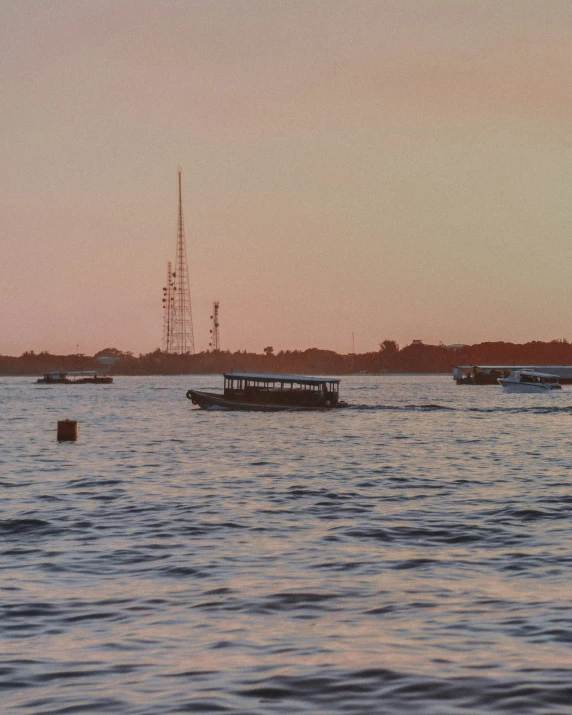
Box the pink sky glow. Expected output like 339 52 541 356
2 0 572 356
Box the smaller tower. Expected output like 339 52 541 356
162 261 176 352
209 301 220 352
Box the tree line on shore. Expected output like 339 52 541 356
2 339 572 376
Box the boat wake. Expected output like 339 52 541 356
350 404 572 414
350 404 457 412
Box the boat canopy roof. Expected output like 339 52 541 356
456 364 569 370
513 370 560 378
455 365 537 370
224 372 340 385
43 370 99 377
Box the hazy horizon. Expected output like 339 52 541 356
7 335 572 360
2 1 571 356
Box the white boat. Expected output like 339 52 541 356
498 370 562 393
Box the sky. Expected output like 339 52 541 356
2 0 572 356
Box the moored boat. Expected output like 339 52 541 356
498 370 561 393
37 371 113 384
186 372 345 411
454 364 572 385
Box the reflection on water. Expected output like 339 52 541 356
1 375 572 713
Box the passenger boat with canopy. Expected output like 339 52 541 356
186 372 345 411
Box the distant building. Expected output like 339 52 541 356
96 356 120 366
445 344 465 350
411 340 423 346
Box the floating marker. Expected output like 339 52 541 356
57 420 78 442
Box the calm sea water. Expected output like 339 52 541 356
2 374 572 714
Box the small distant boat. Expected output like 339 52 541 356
37 371 113 385
498 370 561 393
186 372 346 411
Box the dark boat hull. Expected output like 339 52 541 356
186 389 340 411
37 377 113 384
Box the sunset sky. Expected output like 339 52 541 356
2 0 571 356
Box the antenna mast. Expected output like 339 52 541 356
162 261 175 352
209 301 220 352
170 168 195 354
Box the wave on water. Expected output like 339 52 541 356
0 518 60 537
231 668 572 715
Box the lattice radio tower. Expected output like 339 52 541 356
209 301 220 352
165 168 195 354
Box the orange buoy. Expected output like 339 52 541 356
57 420 78 442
